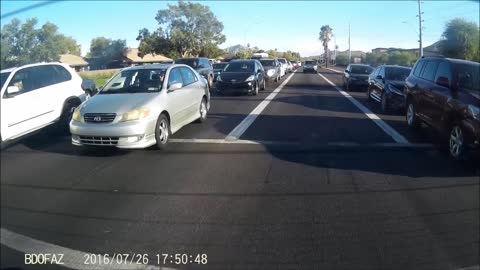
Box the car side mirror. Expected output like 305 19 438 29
6 86 20 96
345 70 349 73
197 65 205 69
436 76 450 88
257 69 262 74
167 82 183 92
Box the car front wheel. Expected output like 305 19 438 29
197 98 208 123
155 114 170 150
449 125 466 160
381 92 389 112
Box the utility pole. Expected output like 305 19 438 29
348 23 351 64
417 0 424 57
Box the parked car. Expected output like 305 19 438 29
259 58 281 82
81 79 97 98
216 59 266 96
404 56 480 160
297 61 302 67
290 61 297 70
1 62 87 145
212 62 228 82
343 64 374 91
276 58 288 77
367 65 411 112
70 64 210 150
303 60 318 73
175 57 214 89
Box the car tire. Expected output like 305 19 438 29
196 98 208 123
381 92 389 112
208 75 213 89
367 87 373 101
252 82 259 96
154 114 170 150
56 102 78 135
449 125 467 161
261 79 266 90
406 100 420 130
345 81 350 91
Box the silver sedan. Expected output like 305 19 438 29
70 64 210 149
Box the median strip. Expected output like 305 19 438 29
317 72 409 144
225 71 297 141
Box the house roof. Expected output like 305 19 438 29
59 54 88 67
123 48 172 63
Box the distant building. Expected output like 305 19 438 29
122 48 173 67
59 54 88 72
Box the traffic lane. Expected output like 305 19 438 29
173 77 286 140
1 142 479 269
318 68 435 144
240 70 396 144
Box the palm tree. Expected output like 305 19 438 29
319 25 333 67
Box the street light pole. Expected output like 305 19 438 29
417 0 424 57
348 23 351 64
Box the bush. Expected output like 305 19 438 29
78 69 119 86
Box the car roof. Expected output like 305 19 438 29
350 64 371 67
122 63 183 71
259 58 275 60
176 57 207 60
231 59 257 63
1 62 67 73
382 65 411 69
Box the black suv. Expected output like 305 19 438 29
174 57 214 88
404 56 480 160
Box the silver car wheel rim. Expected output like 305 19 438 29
407 104 414 125
449 126 463 158
200 100 207 119
158 120 169 143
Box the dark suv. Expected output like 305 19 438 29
404 56 480 160
174 57 214 88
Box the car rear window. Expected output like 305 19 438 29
175 59 198 68
305 61 316 65
260 60 275 66
413 60 426 77
213 63 227 69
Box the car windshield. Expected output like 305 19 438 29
175 59 198 68
99 69 166 94
455 63 480 92
224 62 254 72
278 59 287 64
1 72 11 89
305 61 316 65
213 63 227 69
385 67 411 81
351 65 374 74
260 60 275 66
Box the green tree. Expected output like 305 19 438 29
439 18 479 61
1 18 80 68
335 54 349 66
387 51 417 66
137 1 226 59
319 25 333 67
87 37 127 68
267 49 278 58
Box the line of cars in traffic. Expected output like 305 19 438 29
340 57 479 161
0 55 300 151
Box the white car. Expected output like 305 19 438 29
276 58 288 77
1 62 87 144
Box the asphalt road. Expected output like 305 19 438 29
1 67 479 270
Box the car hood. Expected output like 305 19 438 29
220 72 254 82
350 74 370 79
79 93 158 114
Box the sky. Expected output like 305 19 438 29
1 0 479 57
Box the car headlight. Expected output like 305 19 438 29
245 75 255 82
119 108 150 122
267 69 275 76
467 105 480 120
72 107 81 122
388 84 403 95
217 75 222 82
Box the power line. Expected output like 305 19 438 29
1 1 64 20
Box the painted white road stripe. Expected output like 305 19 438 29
317 73 409 144
225 71 297 141
1 228 176 270
170 138 432 148
455 266 480 270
